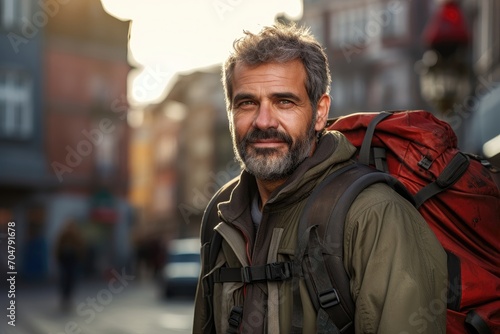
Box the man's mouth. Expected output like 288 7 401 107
250 138 287 149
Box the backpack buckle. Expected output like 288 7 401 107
266 262 292 281
227 306 243 329
318 288 340 308
241 266 252 283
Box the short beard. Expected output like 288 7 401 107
232 120 317 181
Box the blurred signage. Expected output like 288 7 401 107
423 1 469 51
90 189 117 224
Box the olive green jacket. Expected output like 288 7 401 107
193 131 447 334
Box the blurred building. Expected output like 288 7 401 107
301 0 431 117
43 0 134 279
301 0 500 153
0 0 133 281
459 0 500 162
129 67 236 249
463 0 499 83
0 0 47 280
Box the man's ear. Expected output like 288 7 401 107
314 94 330 132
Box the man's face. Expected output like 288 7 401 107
229 59 327 181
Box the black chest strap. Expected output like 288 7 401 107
213 261 293 283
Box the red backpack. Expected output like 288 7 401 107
326 110 500 333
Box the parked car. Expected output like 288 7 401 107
161 238 201 298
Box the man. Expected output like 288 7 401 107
193 23 447 333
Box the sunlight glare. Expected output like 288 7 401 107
100 0 303 105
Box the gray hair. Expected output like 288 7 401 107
222 23 331 113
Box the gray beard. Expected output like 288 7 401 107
232 121 317 181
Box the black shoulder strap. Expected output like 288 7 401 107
292 162 413 333
413 152 470 208
358 111 392 165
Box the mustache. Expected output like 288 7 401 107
244 128 293 145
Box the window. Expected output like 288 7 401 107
330 7 372 49
96 133 117 177
474 0 500 76
329 1 409 50
0 69 33 139
368 61 410 110
0 0 31 31
381 0 409 39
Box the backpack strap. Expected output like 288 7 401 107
292 162 413 333
290 163 359 333
446 250 461 311
358 111 392 166
213 261 293 283
413 152 470 208
465 310 493 334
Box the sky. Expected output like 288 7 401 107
100 0 303 107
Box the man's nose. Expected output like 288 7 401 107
253 102 278 130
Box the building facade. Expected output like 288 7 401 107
301 0 500 152
129 67 236 249
0 0 133 281
459 0 500 160
301 0 431 118
43 0 133 279
0 0 48 280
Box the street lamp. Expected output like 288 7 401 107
416 0 471 115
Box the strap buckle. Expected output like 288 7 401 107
228 306 243 328
266 262 292 281
318 288 340 308
241 266 252 283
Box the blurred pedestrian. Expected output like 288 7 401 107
55 219 86 311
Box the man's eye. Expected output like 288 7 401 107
278 100 294 107
237 101 256 108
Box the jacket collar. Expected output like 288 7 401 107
218 131 356 223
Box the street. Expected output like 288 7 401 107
1 275 195 334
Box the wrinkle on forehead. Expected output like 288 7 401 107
232 60 307 96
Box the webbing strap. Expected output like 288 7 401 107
317 308 341 334
446 250 461 311
267 228 284 334
465 310 493 334
373 147 388 172
358 111 392 165
291 225 317 333
290 164 360 333
413 152 470 208
306 227 348 332
295 163 413 334
213 262 293 283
